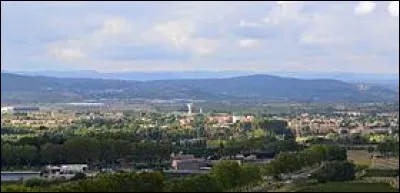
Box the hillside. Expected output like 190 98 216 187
1 73 398 104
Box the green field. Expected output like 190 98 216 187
347 150 399 170
347 150 373 167
295 182 397 192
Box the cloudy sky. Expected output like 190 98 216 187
1 1 399 73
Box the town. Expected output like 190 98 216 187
1 102 399 191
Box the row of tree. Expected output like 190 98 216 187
1 118 298 169
2 161 262 192
1 136 173 168
377 139 399 156
263 144 347 178
310 161 356 182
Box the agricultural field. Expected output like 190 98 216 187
371 157 399 170
347 150 399 170
347 150 373 167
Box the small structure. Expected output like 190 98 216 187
1 106 40 115
60 164 88 174
1 171 41 182
44 164 88 175
171 153 205 170
187 103 193 115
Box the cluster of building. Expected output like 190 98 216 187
178 114 254 127
287 111 399 137
1 106 77 128
1 106 40 115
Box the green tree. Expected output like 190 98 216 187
165 174 221 192
238 164 262 186
210 160 241 190
310 161 355 183
325 145 347 161
65 137 100 164
40 143 65 164
137 172 164 192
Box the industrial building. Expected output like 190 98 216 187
170 153 205 170
1 106 40 115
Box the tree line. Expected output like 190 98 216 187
2 161 262 192
1 119 298 169
263 144 348 178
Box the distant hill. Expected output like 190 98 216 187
1 73 398 104
4 70 398 86
3 70 255 81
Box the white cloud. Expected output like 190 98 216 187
2 2 399 73
49 46 85 61
263 1 307 25
189 38 218 56
89 17 134 48
151 19 195 47
95 17 130 37
354 1 376 15
299 35 334 45
388 1 399 17
276 1 303 5
239 20 263 28
238 39 260 48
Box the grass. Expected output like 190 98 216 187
372 157 399 170
363 169 399 177
347 150 373 167
206 139 227 148
295 182 398 192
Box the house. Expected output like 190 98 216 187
171 153 205 170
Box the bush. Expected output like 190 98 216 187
210 161 241 190
310 161 356 183
355 164 369 172
164 174 221 192
24 178 50 187
70 172 86 181
364 169 399 177
238 164 262 186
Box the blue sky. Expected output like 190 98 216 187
1 1 399 73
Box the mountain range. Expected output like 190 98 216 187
1 72 398 104
4 70 399 84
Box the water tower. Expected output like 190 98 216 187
187 103 193 115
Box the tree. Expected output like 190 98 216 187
325 145 347 161
276 140 301 152
137 172 164 192
70 172 86 181
40 143 65 164
263 160 280 179
210 160 241 190
65 137 100 164
258 119 288 135
165 174 221 192
305 145 328 164
238 164 262 186
273 152 299 173
1 143 13 166
14 145 37 166
377 140 399 156
310 161 355 183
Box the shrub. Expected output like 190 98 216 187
70 172 86 181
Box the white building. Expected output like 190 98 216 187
58 164 88 174
1 106 40 114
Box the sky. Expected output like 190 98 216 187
1 1 399 73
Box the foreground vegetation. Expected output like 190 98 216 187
1 161 263 192
295 182 397 192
